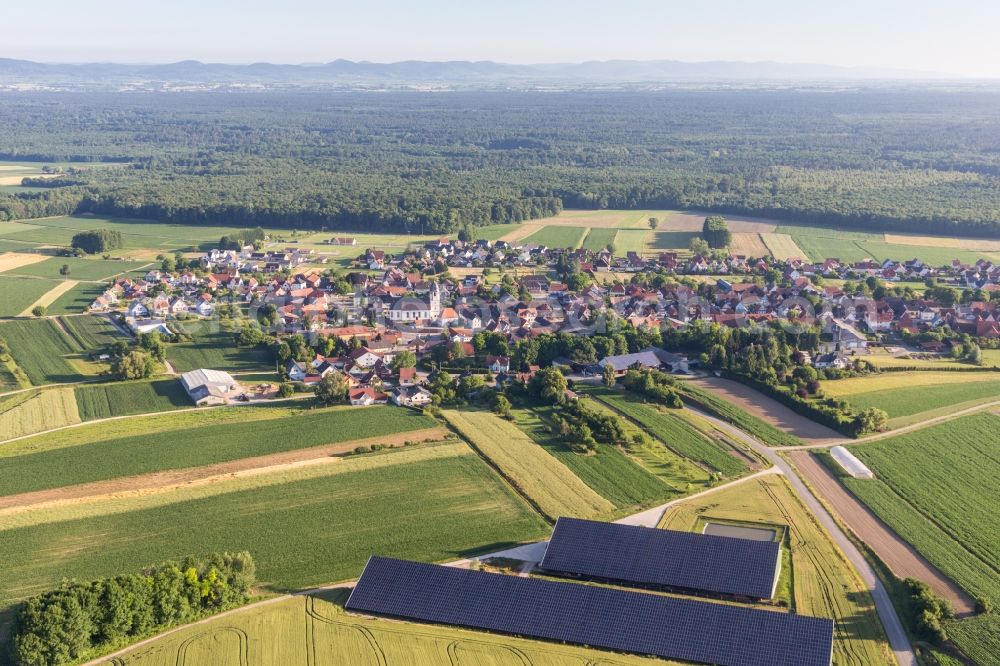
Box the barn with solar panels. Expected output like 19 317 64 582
346 556 834 666
539 517 782 601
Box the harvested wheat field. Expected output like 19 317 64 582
729 232 770 257
883 233 1000 252
664 210 778 233
0 252 49 273
761 233 807 260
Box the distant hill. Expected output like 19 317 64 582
0 57 946 91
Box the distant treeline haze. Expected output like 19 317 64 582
1 90 999 236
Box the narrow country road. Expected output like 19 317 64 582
688 407 916 666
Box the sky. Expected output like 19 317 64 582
5 0 1000 77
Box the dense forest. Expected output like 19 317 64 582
0 89 998 235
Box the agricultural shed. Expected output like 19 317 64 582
830 446 874 479
180 368 240 406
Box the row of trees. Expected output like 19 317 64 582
13 552 256 666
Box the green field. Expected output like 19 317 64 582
96 589 671 666
0 275 61 317
775 225 993 266
580 227 617 251
167 329 274 374
0 318 87 385
648 230 698 250
58 313 123 349
45 282 107 314
523 226 588 249
512 406 674 511
6 256 149 281
843 379 1000 425
441 409 614 520
612 229 651 254
0 443 549 612
74 379 191 420
473 223 522 241
834 413 1000 664
0 405 437 496
585 387 747 476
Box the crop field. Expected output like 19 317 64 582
58 313 124 349
822 371 1000 425
834 413 1000 664
646 230 698 251
580 227 617 251
74 379 191 421
774 225 994 265
43 282 110 314
586 388 747 475
0 387 81 442
660 474 891 666
6 255 149 281
97 590 672 666
512 406 674 511
760 232 807 260
676 381 805 447
609 229 648 255
0 275 62 317
441 410 614 520
167 329 274 374
0 251 49 272
0 442 549 613
522 225 588 249
859 349 974 370
0 318 87 385
0 404 438 496
728 232 770 258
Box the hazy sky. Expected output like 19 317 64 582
5 0 999 77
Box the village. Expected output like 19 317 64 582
81 235 1000 410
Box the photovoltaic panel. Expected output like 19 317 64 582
346 556 834 666
540 517 781 599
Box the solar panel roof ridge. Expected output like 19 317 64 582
552 516 780 551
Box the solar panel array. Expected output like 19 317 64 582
346 556 834 666
540 517 781 599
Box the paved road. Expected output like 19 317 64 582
689 407 917 666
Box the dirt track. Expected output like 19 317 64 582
689 376 844 445
0 427 448 514
789 450 975 615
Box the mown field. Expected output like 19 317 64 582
512 406 674 512
441 409 614 520
74 379 191 420
97 589 673 666
58 313 123 349
0 405 437 496
0 318 88 385
585 387 748 476
0 443 549 613
612 229 650 254
660 474 891 666
168 330 274 374
822 371 1000 426
836 413 1000 664
580 227 617 251
43 282 107 314
0 276 61 317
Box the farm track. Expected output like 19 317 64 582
0 427 448 514
788 451 976 616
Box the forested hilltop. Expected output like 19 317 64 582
1 89 999 235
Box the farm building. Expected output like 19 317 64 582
598 347 690 375
830 446 874 479
180 368 241 406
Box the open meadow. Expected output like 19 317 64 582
0 276 62 317
0 318 90 385
0 442 549 615
5 255 149 281
167 329 274 374
95 589 674 666
660 474 892 666
441 409 614 520
832 412 1000 664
